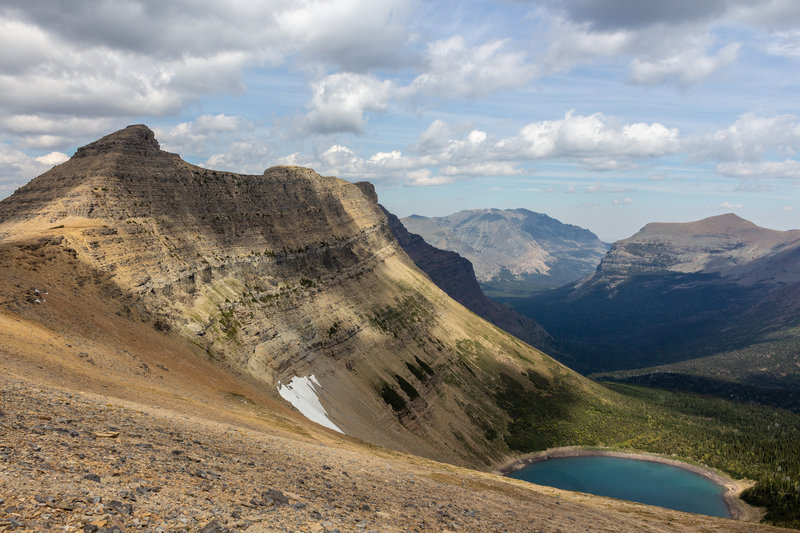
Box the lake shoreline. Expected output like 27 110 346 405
494 446 764 522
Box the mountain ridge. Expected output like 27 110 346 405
402 208 608 297
0 124 599 468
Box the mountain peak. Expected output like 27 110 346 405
692 213 756 231
73 124 161 159
640 213 761 238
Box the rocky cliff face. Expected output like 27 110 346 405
0 125 601 467
402 209 608 297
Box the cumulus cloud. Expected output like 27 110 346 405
534 2 755 87
278 112 681 186
403 36 537 100
202 139 272 175
0 144 68 195
629 42 739 86
690 113 800 162
276 0 414 71
405 169 454 187
0 0 413 128
718 201 744 209
538 17 633 75
682 113 800 180
295 35 539 135
154 114 254 155
500 111 679 165
782 206 795 212
612 197 634 205
297 73 393 135
715 159 800 179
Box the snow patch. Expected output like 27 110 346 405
277 375 343 433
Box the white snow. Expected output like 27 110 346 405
277 375 344 433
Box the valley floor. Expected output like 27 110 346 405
0 373 793 533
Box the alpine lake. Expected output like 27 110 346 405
508 455 730 518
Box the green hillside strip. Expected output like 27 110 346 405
497 380 800 528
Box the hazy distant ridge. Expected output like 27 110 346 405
402 208 608 297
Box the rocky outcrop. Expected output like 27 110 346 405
385 208 551 348
402 209 607 297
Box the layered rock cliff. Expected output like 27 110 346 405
0 125 600 467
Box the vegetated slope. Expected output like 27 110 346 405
402 208 608 298
514 214 800 409
384 208 553 350
0 124 606 469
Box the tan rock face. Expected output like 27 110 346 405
0 125 597 468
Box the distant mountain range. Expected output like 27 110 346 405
511 213 800 410
402 209 608 298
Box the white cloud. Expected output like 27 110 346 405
405 169 454 187
155 114 254 155
718 201 744 209
629 42 739 86
783 206 795 212
690 113 800 162
276 0 414 71
501 111 680 165
612 197 634 205
35 152 69 166
298 73 393 134
202 139 272 175
439 162 521 177
277 112 682 187
715 159 800 179
0 1 410 127
0 144 68 196
295 34 539 135
404 35 537 100
538 17 633 75
762 30 800 57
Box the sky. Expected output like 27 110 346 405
1 0 799 241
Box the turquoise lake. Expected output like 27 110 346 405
508 455 731 518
